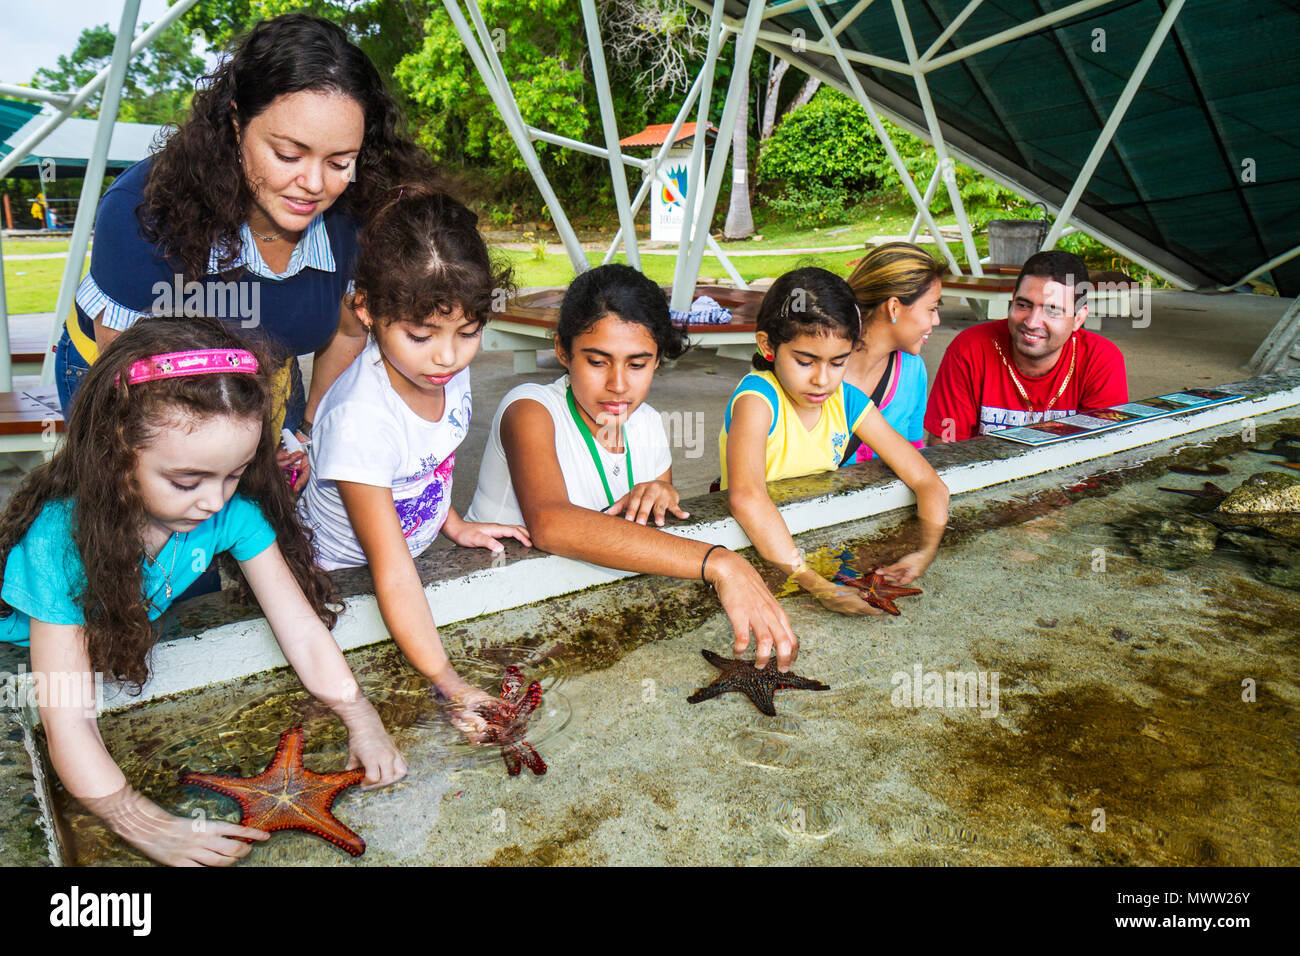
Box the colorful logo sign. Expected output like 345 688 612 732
662 164 688 207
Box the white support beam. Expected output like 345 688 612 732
678 1 768 308
1042 0 1186 249
754 27 913 75
603 70 705 263
892 0 982 276
40 0 142 387
673 0 729 309
763 0 812 19
921 0 985 62
443 0 588 273
0 233 9 390
832 0 880 38
0 0 201 181
1248 297 1300 373
580 0 640 270
1220 241 1300 292
526 127 649 169
923 0 1122 72
654 169 747 289
0 83 72 105
907 164 943 242
805 0 960 273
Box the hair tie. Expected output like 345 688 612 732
116 349 259 386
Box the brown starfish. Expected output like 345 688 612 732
832 568 923 615
686 649 830 717
480 666 546 776
180 725 367 857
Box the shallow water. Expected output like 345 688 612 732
43 420 1300 865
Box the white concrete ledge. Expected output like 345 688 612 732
95 373 1300 710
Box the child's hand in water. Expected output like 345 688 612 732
442 513 531 553
435 675 500 743
874 550 933 586
800 572 883 617
332 698 407 789
608 481 690 526
82 784 269 867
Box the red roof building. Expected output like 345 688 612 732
618 122 718 149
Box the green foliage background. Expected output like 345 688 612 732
8 1 1070 245
757 88 1033 230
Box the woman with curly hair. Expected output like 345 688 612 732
56 12 442 492
1 315 405 866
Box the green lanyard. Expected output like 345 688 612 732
566 384 633 508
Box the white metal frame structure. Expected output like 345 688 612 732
0 0 204 402
449 0 1278 321
441 0 756 309
10 0 1296 388
681 0 1210 287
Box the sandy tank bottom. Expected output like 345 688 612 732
29 432 1300 866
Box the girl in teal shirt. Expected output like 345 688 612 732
0 315 404 866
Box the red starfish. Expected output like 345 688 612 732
180 725 367 857
832 568 923 615
480 666 547 776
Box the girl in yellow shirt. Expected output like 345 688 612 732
721 267 949 615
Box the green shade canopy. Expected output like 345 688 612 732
1 109 162 181
741 0 1300 294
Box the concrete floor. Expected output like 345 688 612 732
0 288 1293 513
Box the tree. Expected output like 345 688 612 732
760 56 789 143
723 59 753 238
30 21 206 126
601 0 707 98
180 0 426 89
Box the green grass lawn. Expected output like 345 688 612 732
500 247 869 290
2 238 82 255
0 196 984 313
711 195 956 250
2 242 942 314
3 257 88 313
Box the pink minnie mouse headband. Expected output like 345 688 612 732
116 349 259 386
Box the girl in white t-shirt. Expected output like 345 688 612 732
468 264 799 671
300 186 529 736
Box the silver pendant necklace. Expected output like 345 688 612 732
248 221 283 243
146 533 184 600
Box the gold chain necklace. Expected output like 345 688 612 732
992 333 1077 415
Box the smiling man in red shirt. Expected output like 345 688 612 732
924 250 1128 443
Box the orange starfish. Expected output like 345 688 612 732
180 725 367 857
832 568 923 615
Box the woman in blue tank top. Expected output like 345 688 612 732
841 242 944 465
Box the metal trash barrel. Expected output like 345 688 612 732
987 219 1048 266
